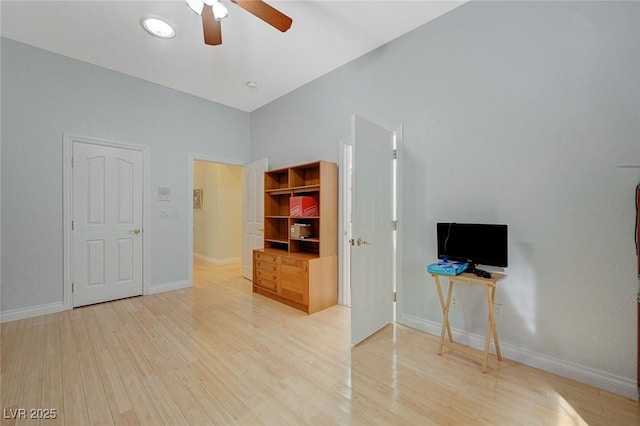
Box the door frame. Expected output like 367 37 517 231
187 153 246 287
338 137 352 307
338 123 404 318
391 124 404 323
63 134 150 310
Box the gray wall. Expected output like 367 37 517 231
251 2 640 380
1 38 250 312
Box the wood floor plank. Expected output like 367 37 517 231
187 383 238 425
118 371 164 425
111 409 141 426
0 320 28 411
117 324 161 380
2 257 639 425
61 383 89 426
77 351 112 424
188 359 251 419
156 368 210 426
41 318 64 426
57 312 89 424
141 375 189 426
95 350 133 416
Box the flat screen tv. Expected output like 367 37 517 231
437 223 508 271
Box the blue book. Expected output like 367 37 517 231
427 261 468 276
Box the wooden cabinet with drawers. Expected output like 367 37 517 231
252 160 337 314
279 256 308 305
254 251 278 292
252 250 337 314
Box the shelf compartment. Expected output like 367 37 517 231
264 241 289 251
265 217 289 242
289 218 319 240
290 164 320 188
265 169 289 190
265 193 291 217
290 239 319 256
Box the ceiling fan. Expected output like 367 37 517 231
186 0 293 46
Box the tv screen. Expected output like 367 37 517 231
437 223 508 268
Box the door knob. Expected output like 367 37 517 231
357 238 370 246
130 228 141 234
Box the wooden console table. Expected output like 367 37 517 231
429 271 506 373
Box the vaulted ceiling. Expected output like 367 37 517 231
1 1 465 111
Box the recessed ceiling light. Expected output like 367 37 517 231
246 81 257 89
141 17 176 39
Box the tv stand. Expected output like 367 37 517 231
429 271 506 373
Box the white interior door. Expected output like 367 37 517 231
242 158 268 278
351 115 394 346
73 142 143 307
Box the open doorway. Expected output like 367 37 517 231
190 158 244 285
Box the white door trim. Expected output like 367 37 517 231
63 134 150 310
390 124 404 324
338 137 352 307
187 153 247 287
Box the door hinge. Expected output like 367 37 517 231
72 283 74 293
71 157 74 167
393 291 397 302
392 220 399 231
393 149 398 160
72 221 74 230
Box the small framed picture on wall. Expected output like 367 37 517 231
193 189 203 209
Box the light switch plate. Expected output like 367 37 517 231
158 186 171 201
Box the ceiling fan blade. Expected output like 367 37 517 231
232 0 292 32
202 5 222 45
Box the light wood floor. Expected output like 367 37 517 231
2 258 639 425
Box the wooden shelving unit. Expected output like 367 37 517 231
253 160 338 314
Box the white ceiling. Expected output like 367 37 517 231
1 1 465 112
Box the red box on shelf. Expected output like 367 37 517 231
290 196 318 217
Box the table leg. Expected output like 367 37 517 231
434 276 453 355
483 285 494 373
444 281 454 343
491 286 502 361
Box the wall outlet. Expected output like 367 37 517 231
451 293 458 308
494 303 503 318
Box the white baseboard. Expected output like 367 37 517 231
193 253 241 265
398 313 638 401
145 280 191 295
0 301 65 323
1 281 192 322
